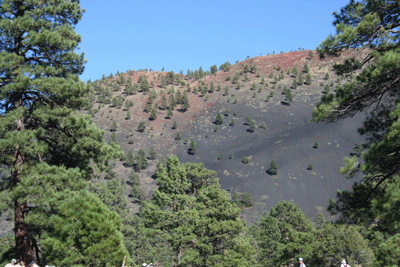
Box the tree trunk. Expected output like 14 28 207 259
15 201 33 264
13 115 33 263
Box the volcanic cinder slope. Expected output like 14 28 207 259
88 49 366 225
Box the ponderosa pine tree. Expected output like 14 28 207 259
215 112 223 125
0 0 123 263
189 140 197 155
140 156 254 266
313 0 400 263
149 146 157 160
41 191 130 266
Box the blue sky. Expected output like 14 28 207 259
76 0 350 83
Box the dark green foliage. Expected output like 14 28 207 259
135 149 148 171
298 72 304 85
126 149 135 167
138 120 146 132
325 72 330 80
230 118 236 125
292 67 298 77
242 157 250 164
41 191 130 266
234 98 238 104
169 93 177 109
110 132 118 144
140 156 254 266
285 89 293 104
149 146 156 160
308 50 314 60
125 99 134 109
105 163 117 180
128 170 143 199
256 201 314 266
215 112 223 125
125 110 131 120
244 64 249 73
175 132 181 141
139 74 149 92
307 164 313 170
303 63 309 73
324 84 331 93
307 224 374 267
217 154 224 160
173 120 178 129
110 120 117 131
149 107 157 120
229 153 234 159
167 107 173 118
209 82 215 93
246 116 252 124
161 94 168 109
270 91 275 97
306 73 312 85
252 82 256 90
189 140 197 154
111 95 124 108
268 160 278 175
248 120 256 132
210 64 218 74
144 102 152 112
261 76 265 84
313 5 400 260
225 75 231 81
225 107 230 116
231 191 254 208
313 142 319 149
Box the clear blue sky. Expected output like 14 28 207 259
76 0 350 83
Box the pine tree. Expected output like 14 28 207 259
261 76 265 84
41 191 130 266
209 82 215 93
189 140 197 155
292 79 297 89
269 160 278 175
149 146 157 160
175 90 182 104
150 107 157 120
138 120 146 132
0 1 123 262
167 107 173 118
292 67 298 77
303 63 309 73
135 149 148 171
173 120 178 129
249 120 257 132
325 72 330 80
215 112 223 125
181 91 190 111
285 89 293 105
230 118 236 125
298 72 304 85
308 50 314 60
140 156 254 266
175 132 181 141
225 107 230 116
126 149 135 167
125 110 131 120
306 73 312 85
161 94 168 109
110 120 118 131
169 94 177 109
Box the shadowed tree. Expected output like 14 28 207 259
0 0 122 263
313 1 400 264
